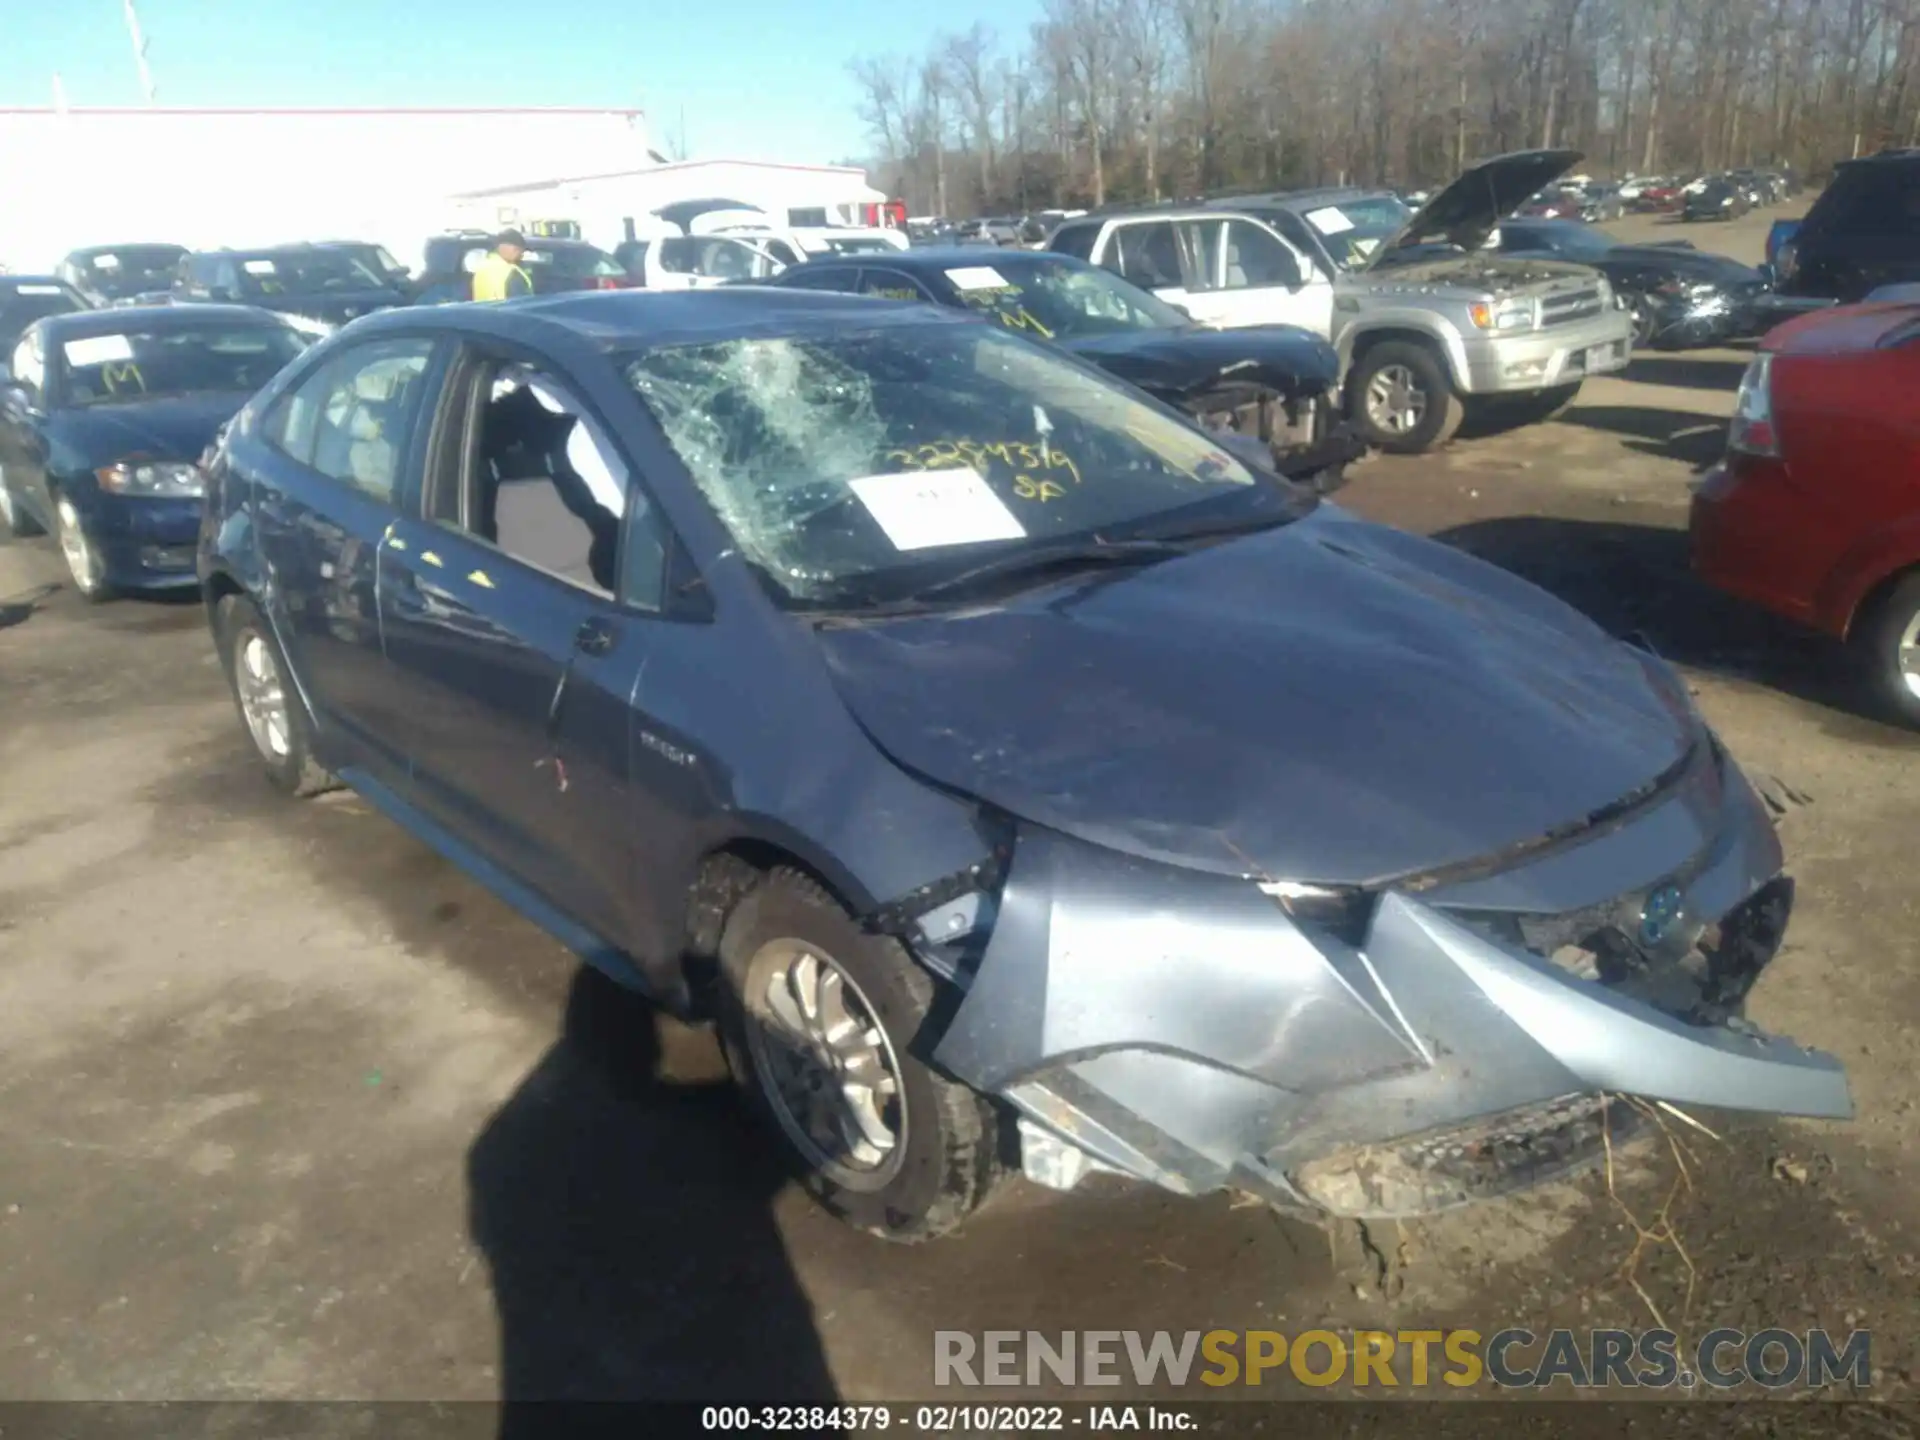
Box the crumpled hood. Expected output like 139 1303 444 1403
1061 324 1339 400
817 506 1695 885
1348 254 1597 297
47 391 250 468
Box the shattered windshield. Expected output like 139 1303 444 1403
938 258 1190 339
625 323 1278 609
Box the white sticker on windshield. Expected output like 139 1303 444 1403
243 259 278 275
17 284 64 295
1304 206 1356 236
93 254 121 269
63 334 136 367
1352 236 1382 256
946 266 1010 291
848 468 1027 551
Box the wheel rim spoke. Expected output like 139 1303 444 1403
743 938 909 1191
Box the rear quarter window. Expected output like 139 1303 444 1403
1048 223 1099 261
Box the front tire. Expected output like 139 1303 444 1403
716 869 1005 1241
1347 341 1464 454
215 593 337 796
1854 573 1920 729
55 498 115 602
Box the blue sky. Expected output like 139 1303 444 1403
0 0 1040 165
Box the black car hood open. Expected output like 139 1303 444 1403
1061 324 1339 400
47 391 250 467
817 505 1693 885
1370 149 1583 270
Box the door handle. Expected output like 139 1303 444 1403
574 616 617 657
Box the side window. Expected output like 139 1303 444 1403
266 337 436 502
1833 169 1920 238
856 269 931 301
454 365 667 607
188 256 221 291
1175 220 1226 291
8 332 45 398
778 267 861 292
1111 222 1183 290
216 261 241 295
1049 223 1098 261
1223 220 1303 289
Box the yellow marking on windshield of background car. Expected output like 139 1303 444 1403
386 535 408 551
468 570 495 589
995 308 1055 339
955 285 1057 339
420 550 443 568
884 438 1081 503
101 362 146 395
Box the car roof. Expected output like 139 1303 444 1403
34 303 293 340
353 287 965 351
64 243 185 258
1214 186 1394 210
791 246 1067 275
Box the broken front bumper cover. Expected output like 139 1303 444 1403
923 752 1851 1218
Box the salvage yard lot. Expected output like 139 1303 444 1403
3 203 1918 1406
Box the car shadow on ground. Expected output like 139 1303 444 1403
0 581 58 630
468 967 839 1428
1434 515 1871 719
1623 355 1751 391
1560 405 1729 468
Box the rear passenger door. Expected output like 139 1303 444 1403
1095 220 1193 308
250 334 444 787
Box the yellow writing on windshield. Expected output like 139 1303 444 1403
956 285 1056 339
101 362 146 395
885 438 1081 503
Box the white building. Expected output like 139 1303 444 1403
0 105 657 271
449 158 891 252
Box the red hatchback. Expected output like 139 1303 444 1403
1691 301 1920 722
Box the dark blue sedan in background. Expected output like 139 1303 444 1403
0 304 308 599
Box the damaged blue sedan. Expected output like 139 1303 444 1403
199 289 1850 1240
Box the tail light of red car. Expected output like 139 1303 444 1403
1729 353 1781 457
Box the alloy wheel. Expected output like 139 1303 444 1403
235 631 293 761
56 501 103 595
1898 610 1920 702
743 938 906 1191
1364 364 1428 436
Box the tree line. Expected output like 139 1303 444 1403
848 0 1920 215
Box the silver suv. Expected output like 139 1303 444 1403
1051 150 1635 453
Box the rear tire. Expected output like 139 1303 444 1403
1346 341 1464 454
716 868 1005 1242
1853 572 1920 729
0 466 41 538
215 593 337 796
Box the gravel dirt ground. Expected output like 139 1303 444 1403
3 201 1917 1416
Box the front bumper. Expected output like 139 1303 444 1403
82 495 202 590
926 741 1849 1216
1458 310 1634 395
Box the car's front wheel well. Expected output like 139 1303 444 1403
1346 326 1453 380
202 568 245 626
1843 561 1920 643
681 841 864 1005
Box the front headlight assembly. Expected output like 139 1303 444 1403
95 460 205 497
1469 299 1537 332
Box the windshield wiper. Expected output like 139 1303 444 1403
905 537 1192 604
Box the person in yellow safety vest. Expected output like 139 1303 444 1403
472 230 534 302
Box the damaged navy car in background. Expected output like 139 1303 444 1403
201 288 1850 1242
767 247 1359 484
